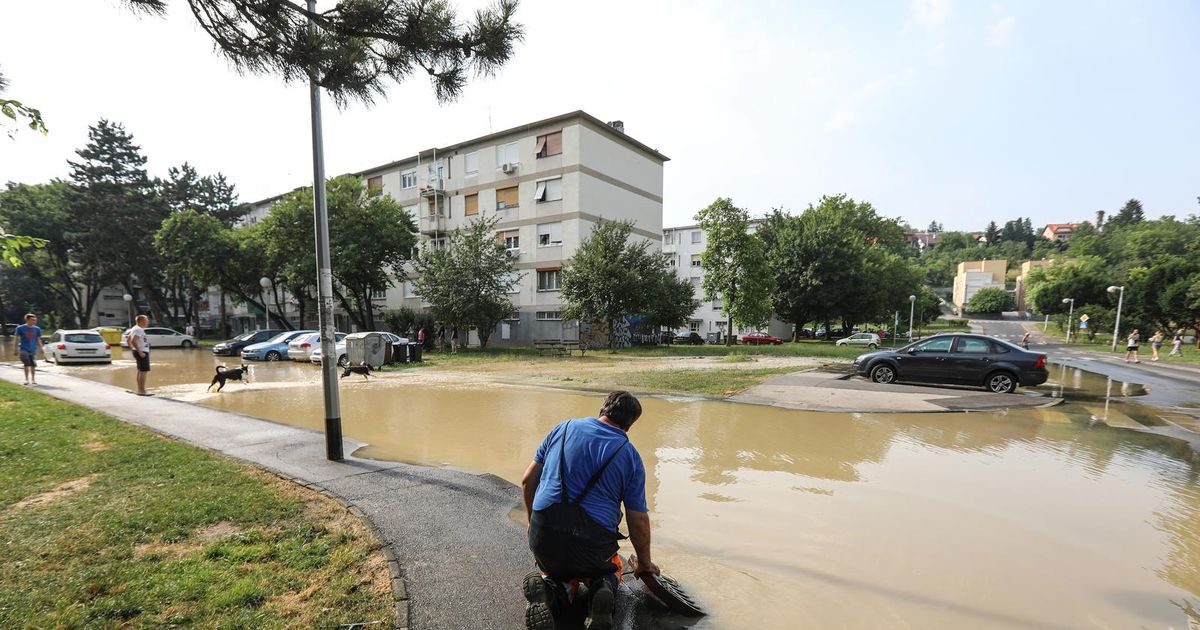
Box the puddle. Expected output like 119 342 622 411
19 350 1200 628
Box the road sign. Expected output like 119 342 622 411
1079 314 1089 322
1080 320 1088 329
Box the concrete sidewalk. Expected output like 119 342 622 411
0 365 532 630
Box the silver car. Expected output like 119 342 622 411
836 332 881 349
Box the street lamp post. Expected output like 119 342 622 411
1062 297 1075 343
259 277 272 329
1108 285 1125 352
122 293 133 328
908 295 916 342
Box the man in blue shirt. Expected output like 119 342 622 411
520 391 660 630
13 313 43 386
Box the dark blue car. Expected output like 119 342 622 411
853 333 1048 393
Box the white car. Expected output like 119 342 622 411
121 326 197 348
47 329 112 364
836 332 881 349
310 332 407 366
288 332 346 362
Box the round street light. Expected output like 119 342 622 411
1107 285 1126 351
122 293 134 328
259 277 273 329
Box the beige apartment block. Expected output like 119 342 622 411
238 111 668 344
1015 259 1055 311
952 259 1007 308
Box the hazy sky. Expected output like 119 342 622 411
1 0 1197 231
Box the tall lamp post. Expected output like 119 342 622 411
122 293 133 328
259 277 273 329
908 294 916 342
1062 297 1075 343
1108 285 1125 352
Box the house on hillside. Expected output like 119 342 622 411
1041 223 1081 242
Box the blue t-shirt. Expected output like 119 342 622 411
15 324 41 353
532 417 648 532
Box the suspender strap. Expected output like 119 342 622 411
555 420 630 505
574 441 628 504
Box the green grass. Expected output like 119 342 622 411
616 342 864 359
0 382 392 628
607 366 802 397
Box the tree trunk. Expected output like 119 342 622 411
726 318 734 346
219 289 229 338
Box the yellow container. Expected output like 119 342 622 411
94 326 124 346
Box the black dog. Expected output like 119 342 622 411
340 363 374 380
208 363 251 392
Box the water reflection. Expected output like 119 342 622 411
16 351 1200 628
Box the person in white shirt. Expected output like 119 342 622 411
128 314 152 395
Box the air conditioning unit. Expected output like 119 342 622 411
501 162 516 174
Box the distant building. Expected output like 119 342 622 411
1041 223 1081 242
904 231 940 250
953 259 1007 308
1014 259 1055 311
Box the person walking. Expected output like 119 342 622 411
128 314 152 395
417 326 425 348
1124 329 1141 364
450 325 459 354
520 391 659 630
1149 330 1164 361
13 313 43 386
1020 332 1031 350
1169 329 1184 357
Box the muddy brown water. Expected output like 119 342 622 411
14 349 1200 628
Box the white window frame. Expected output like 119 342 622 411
534 177 563 203
401 170 417 189
690 254 702 268
691 230 702 244
464 152 479 176
688 320 701 333
537 222 563 247
536 311 563 321
501 230 520 253
370 288 387 300
496 142 519 169
537 269 561 292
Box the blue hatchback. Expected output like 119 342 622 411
241 330 316 361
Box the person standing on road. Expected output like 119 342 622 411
128 314 152 395
1020 332 1031 349
520 391 660 630
1169 329 1184 357
1149 330 1164 361
417 326 425 348
1124 329 1141 364
13 313 43 386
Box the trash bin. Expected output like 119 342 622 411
409 342 422 363
345 332 387 368
95 326 124 346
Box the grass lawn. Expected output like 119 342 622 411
615 341 865 359
610 366 803 397
0 382 393 628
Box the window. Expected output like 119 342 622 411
504 271 521 294
465 193 479 216
403 203 419 219
712 296 723 309
505 309 521 321
537 269 561 292
403 280 419 298
367 176 383 192
535 130 563 158
536 311 563 321
401 170 417 188
534 177 563 203
913 337 954 352
429 237 447 250
690 254 702 268
688 320 701 333
537 222 562 246
496 142 518 168
954 337 990 353
499 229 520 252
691 231 702 244
496 186 519 210
464 152 479 176
370 288 387 300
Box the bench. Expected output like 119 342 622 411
533 339 584 357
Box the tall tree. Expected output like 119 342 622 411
696 198 771 344
1107 198 1146 229
984 220 1000 244
1095 209 1106 232
120 0 523 105
560 219 694 348
160 162 245 226
410 216 520 348
926 220 943 233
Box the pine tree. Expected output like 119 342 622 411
984 221 1000 243
1107 199 1146 229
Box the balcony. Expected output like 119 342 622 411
419 213 447 235
419 178 445 200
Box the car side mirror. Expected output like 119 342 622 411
907 349 917 355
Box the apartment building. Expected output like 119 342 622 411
952 259 1008 308
662 220 791 341
229 111 668 345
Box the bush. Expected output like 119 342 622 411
382 307 436 348
965 287 1014 314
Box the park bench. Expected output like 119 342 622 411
533 339 584 357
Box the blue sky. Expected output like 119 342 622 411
1 0 1196 231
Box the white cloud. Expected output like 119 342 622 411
912 0 950 28
989 15 1017 47
825 68 916 131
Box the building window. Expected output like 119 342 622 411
403 204 419 219
506 309 521 321
712 297 723 309
496 142 518 168
690 254 701 268
401 170 417 189
537 269 561 292
403 280 419 298
496 186 519 210
370 288 387 300
428 237 448 250
534 177 563 203
367 176 383 192
537 222 562 246
688 320 701 333
464 152 478 176
691 231 702 244
716 321 727 331
536 311 562 321
499 229 520 252
535 130 563 158
465 193 479 216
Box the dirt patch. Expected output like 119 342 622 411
11 474 101 510
195 520 242 541
81 432 110 452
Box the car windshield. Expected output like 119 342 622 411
907 337 954 352
233 331 258 342
65 333 104 343
266 332 295 344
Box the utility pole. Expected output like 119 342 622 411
1108 285 1125 352
308 0 342 461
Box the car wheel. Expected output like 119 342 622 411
337 354 348 368
870 363 896 384
265 350 282 361
868 343 878 349
181 340 194 349
986 371 1017 394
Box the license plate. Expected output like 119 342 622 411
77 349 96 353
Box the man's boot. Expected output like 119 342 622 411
586 576 615 630
522 571 555 630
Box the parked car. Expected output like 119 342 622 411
288 332 347 362
311 332 406 366
853 333 1048 394
46 329 112 364
241 330 316 361
212 329 283 356
741 332 783 345
121 326 197 348
674 332 705 345
836 332 881 349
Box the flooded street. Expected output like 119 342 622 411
20 349 1200 628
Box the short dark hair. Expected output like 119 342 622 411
24 313 36 321
599 391 642 429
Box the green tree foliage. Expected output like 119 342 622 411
696 198 771 344
965 286 1013 314
0 229 46 268
1106 198 1145 230
0 68 48 138
984 221 1000 244
160 163 245 227
410 215 518 348
121 0 524 105
560 219 694 347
